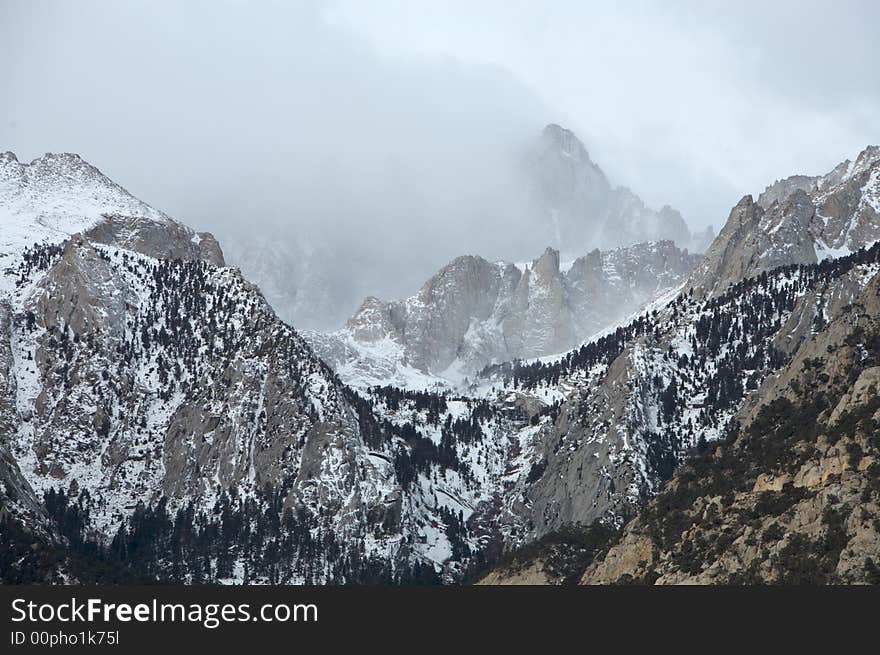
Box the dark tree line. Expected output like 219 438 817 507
42 484 442 585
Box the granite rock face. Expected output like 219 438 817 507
691 145 880 297
84 214 225 266
579 274 880 585
309 241 700 387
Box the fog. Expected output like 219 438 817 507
2 1 878 328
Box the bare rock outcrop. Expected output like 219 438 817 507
310 241 699 386
690 145 880 298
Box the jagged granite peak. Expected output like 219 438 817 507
530 124 698 254
226 124 703 333
758 146 880 211
536 124 611 209
757 174 819 209
689 145 880 298
307 240 699 388
541 124 606 169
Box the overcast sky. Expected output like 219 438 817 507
328 0 880 224
2 1 878 317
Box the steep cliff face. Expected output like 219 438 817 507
308 241 699 388
530 125 695 253
691 145 880 297
0 300 63 573
0 152 552 583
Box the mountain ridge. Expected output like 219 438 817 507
307 240 700 389
3 143 880 585
225 123 708 331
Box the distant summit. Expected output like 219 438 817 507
307 240 700 388
529 123 699 255
225 123 706 332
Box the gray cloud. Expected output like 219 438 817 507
331 0 880 224
1 1 551 314
2 0 878 326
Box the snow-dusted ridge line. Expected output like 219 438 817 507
308 240 699 393
4 143 880 583
1 215 546 581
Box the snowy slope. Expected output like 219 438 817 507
0 151 221 294
0 151 547 582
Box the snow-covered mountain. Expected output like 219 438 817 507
530 124 710 254
691 145 880 297
0 152 223 280
4 144 879 586
224 123 709 331
0 151 548 583
307 241 699 388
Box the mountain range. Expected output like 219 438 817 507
224 124 713 331
1 139 879 585
307 241 699 389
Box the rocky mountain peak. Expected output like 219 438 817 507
345 295 400 342
689 146 880 298
0 151 225 273
758 145 880 210
540 123 596 165
853 144 880 170
308 241 699 388
758 175 816 209
532 246 561 277
32 151 89 165
530 124 699 254
14 152 109 189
